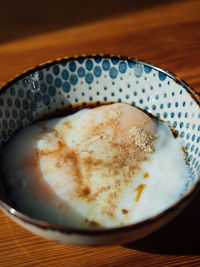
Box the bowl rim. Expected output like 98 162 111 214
0 54 200 236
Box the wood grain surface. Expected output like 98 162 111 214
0 0 200 266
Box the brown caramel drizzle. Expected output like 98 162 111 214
135 184 146 202
122 209 129 214
181 146 189 165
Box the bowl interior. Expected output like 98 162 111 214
0 55 199 206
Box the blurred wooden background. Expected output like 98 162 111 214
0 0 200 266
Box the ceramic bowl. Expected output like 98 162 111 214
0 54 200 246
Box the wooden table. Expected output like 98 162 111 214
0 0 200 265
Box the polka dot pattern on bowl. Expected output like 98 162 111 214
0 55 199 194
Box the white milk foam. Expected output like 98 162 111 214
0 106 189 228
131 120 188 223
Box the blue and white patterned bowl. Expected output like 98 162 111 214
0 55 200 246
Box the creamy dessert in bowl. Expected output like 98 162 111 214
0 55 199 245
1 103 190 229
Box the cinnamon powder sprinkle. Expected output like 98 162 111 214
129 126 155 153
